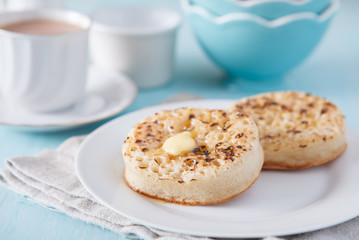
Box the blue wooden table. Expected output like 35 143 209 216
0 0 358 239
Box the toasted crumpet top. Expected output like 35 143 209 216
123 108 259 183
229 91 346 152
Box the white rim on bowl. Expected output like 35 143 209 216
182 0 340 27
226 0 325 7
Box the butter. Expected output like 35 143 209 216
162 131 196 155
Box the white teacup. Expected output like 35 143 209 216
0 9 91 112
90 7 182 88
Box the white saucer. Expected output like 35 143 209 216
0 66 137 131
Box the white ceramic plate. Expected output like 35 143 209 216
0 65 137 131
76 100 359 238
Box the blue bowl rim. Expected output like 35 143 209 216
182 0 340 27
199 0 331 8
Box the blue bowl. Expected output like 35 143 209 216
191 0 332 20
182 0 339 80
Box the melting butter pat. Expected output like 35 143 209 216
162 132 196 155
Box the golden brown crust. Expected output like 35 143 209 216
123 108 258 183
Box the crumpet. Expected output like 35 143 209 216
229 91 347 170
122 108 264 205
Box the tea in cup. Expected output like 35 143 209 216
0 9 91 112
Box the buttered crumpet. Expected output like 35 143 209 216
229 91 346 170
122 108 264 205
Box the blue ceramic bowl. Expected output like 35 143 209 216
182 0 339 80
191 0 332 20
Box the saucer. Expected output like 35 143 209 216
0 66 137 131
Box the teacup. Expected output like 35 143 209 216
90 7 182 88
0 9 91 112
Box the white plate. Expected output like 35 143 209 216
0 66 137 131
76 100 359 238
